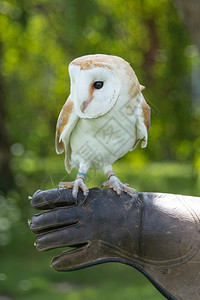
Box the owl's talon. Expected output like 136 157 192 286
117 189 122 196
101 175 136 197
81 190 89 205
72 190 78 199
83 189 89 198
59 178 89 200
57 181 74 194
57 180 88 200
57 183 62 194
127 191 137 197
101 181 110 188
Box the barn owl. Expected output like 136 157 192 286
56 54 150 198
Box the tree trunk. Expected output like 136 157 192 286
173 0 200 51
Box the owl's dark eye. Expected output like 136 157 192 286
93 81 104 89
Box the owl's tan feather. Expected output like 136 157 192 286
70 54 115 70
142 97 151 133
56 95 79 172
55 97 74 154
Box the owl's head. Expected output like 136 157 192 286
69 54 141 119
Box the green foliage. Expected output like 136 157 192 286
0 0 199 162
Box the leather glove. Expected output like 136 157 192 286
29 188 200 300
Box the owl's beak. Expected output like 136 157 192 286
80 101 87 112
80 97 93 112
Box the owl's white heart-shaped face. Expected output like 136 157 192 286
69 63 120 119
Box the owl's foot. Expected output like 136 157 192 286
101 172 136 196
58 173 89 199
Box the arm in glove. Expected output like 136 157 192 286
30 188 200 300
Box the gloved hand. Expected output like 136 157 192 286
29 188 200 300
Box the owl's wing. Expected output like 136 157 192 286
131 94 151 150
55 95 79 172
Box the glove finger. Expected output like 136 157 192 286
30 206 82 234
51 242 113 272
35 223 88 251
30 189 84 210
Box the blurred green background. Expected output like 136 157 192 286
0 0 200 299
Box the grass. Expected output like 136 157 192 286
0 157 199 300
